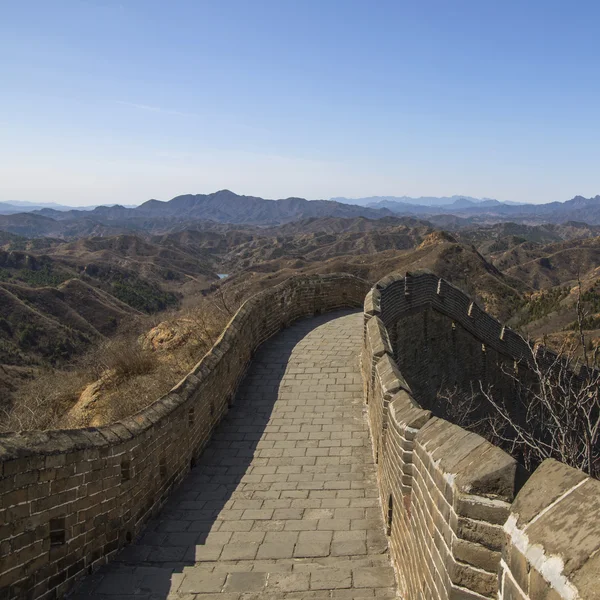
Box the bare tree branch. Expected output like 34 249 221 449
437 284 600 477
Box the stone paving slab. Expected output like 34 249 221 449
71 311 399 599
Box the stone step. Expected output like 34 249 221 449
74 561 398 598
111 526 389 565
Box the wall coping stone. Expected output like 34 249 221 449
389 391 431 430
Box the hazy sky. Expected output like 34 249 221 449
1 0 599 206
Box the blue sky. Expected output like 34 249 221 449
1 0 599 206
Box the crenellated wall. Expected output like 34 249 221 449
2 268 599 600
363 270 600 600
377 271 536 422
0 274 370 600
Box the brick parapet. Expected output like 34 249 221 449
0 273 370 599
363 271 599 600
499 460 600 600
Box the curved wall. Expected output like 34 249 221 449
0 274 370 600
379 271 531 416
2 268 599 600
363 270 600 600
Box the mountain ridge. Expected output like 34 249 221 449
2 191 600 240
330 194 513 207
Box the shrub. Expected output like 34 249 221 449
17 324 42 348
0 317 12 336
96 338 158 381
0 369 90 433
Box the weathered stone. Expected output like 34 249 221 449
223 572 267 593
353 566 396 588
266 572 311 593
310 568 352 590
510 459 587 528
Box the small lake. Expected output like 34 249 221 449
217 274 229 279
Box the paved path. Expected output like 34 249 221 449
73 311 398 599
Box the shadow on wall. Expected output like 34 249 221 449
70 312 351 598
365 270 600 600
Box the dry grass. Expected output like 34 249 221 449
90 339 159 382
83 361 184 426
0 288 240 432
0 368 91 433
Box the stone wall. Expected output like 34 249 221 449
379 271 535 424
363 270 600 600
3 267 599 600
0 274 370 600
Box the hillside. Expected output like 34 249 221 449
43 234 219 290
0 235 219 375
218 231 526 321
495 238 600 288
486 237 600 343
0 279 140 365
3 210 600 430
457 221 600 254
4 214 600 374
218 221 435 271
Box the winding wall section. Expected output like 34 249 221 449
1 270 599 600
0 274 369 599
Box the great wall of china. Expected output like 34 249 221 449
0 272 598 599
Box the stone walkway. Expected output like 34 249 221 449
73 311 398 599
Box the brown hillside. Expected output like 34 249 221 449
504 238 600 289
221 237 525 321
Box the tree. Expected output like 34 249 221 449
437 282 600 477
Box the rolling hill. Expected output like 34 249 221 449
0 234 220 375
4 207 600 427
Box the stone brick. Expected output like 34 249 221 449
310 569 352 590
353 566 396 588
223 572 267 593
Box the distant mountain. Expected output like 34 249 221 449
330 195 513 207
0 201 138 215
335 194 600 226
351 197 506 215
0 190 393 238
0 203 36 215
451 197 502 208
132 190 393 223
447 195 600 223
2 191 600 240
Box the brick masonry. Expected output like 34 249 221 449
2 270 600 599
364 269 600 600
0 274 370 599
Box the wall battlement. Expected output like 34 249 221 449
0 274 369 599
363 270 600 600
1 270 599 599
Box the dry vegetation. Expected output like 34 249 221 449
436 294 600 478
5 215 600 435
0 289 242 433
